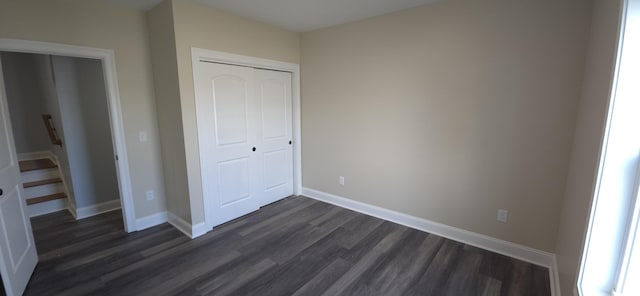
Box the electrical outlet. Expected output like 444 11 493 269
339 176 345 186
146 190 154 201
497 209 508 223
139 131 148 143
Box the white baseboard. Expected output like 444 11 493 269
167 212 208 239
192 222 208 238
70 199 121 220
167 212 192 238
66 199 78 219
27 198 67 217
135 212 168 231
133 211 207 237
302 187 560 295
17 151 56 161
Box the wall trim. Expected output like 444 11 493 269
136 212 168 231
66 199 78 219
167 212 191 238
0 38 137 233
191 48 302 232
167 212 207 239
27 199 67 217
551 255 561 296
192 222 208 238
71 199 121 220
134 211 207 238
302 187 559 295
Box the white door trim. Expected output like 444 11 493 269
0 38 137 232
191 48 302 231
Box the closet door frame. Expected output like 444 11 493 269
191 48 302 231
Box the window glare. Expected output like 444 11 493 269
617 1 640 294
579 0 640 295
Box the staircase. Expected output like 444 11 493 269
19 158 68 216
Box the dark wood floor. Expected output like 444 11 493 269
17 196 550 296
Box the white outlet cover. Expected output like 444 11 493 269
139 131 148 142
497 209 508 223
146 190 154 200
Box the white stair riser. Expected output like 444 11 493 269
23 183 65 199
20 168 61 183
27 199 67 217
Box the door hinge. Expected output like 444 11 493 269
115 155 119 161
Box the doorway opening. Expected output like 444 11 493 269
0 39 137 296
0 51 122 222
0 38 137 232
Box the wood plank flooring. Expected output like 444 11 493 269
17 196 550 296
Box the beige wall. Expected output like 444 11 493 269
51 56 120 208
146 0 191 222
76 58 120 207
33 54 77 209
555 0 621 294
1 0 610 270
170 0 300 224
0 0 167 218
0 52 51 153
301 0 593 252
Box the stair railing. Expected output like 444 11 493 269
42 114 62 146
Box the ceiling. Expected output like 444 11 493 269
105 0 440 32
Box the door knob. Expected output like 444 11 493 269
0 188 3 196
252 147 256 152
289 141 292 145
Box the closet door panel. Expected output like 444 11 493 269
263 150 288 190
217 157 250 206
256 69 293 206
196 62 260 227
213 76 249 146
260 79 288 139
196 62 294 228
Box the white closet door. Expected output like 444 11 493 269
255 69 293 206
195 62 260 227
